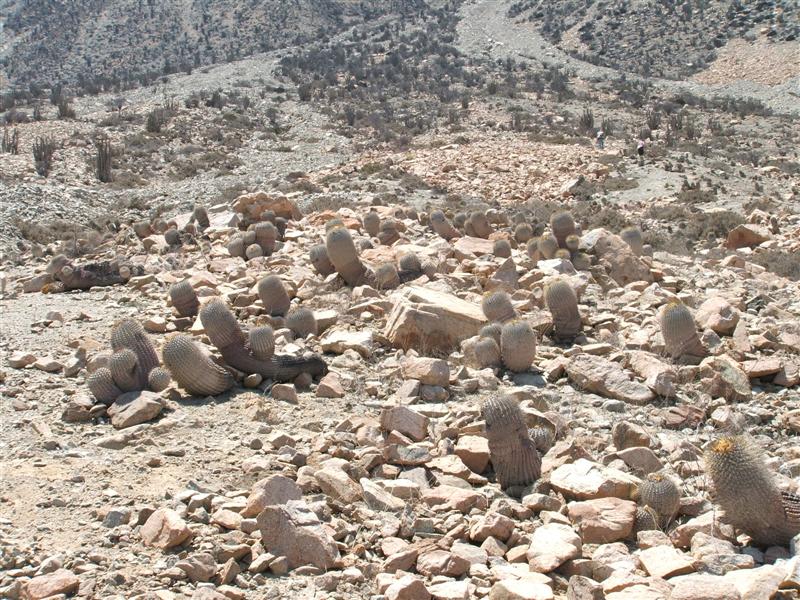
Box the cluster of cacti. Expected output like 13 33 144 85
550 211 576 248
199 298 327 382
481 290 516 323
637 472 681 529
87 319 171 403
162 334 233 396
544 277 582 341
375 263 401 290
493 239 512 258
257 275 291 317
473 337 502 369
481 395 541 490
429 210 460 241
169 280 200 318
620 226 644 256
226 210 288 261
500 320 536 372
704 434 800 546
528 425 554 454
514 223 533 244
325 226 371 286
537 234 558 259
630 506 660 538
658 301 707 360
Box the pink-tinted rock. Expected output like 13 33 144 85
568 498 637 544
140 508 192 549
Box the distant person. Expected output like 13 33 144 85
637 139 645 165
596 130 605 150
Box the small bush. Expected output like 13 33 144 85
57 99 76 119
95 138 113 182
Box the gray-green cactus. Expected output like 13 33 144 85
500 320 536 372
481 395 541 490
544 277 582 341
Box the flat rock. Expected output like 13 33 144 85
141 508 192 549
107 390 162 429
320 329 374 358
380 406 430 442
455 435 490 474
257 499 340 570
400 356 450 387
695 297 739 335
568 498 637 544
453 236 495 258
489 579 554 600
566 354 655 405
23 569 80 599
627 351 677 398
526 523 582 573
421 485 487 513
668 574 741 600
385 575 431 600
550 458 641 500
638 545 695 578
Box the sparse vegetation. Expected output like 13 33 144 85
32 136 56 176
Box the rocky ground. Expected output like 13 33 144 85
1 1 799 600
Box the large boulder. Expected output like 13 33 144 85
580 228 653 286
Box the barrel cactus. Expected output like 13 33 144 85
285 307 318 338
469 211 492 238
638 472 681 529
481 395 541 490
162 334 233 397
514 223 533 244
309 244 335 277
257 275 291 317
493 239 512 258
482 290 516 324
500 320 536 372
658 301 706 360
550 211 575 248
375 263 401 290
429 210 460 241
363 211 381 237
544 278 582 341
620 226 644 256
474 337 502 369
169 280 200 318
537 234 558 259
326 226 369 286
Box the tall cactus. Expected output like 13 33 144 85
544 277 582 341
257 275 291 317
162 334 233 396
326 227 369 286
169 280 200 318
481 395 541 490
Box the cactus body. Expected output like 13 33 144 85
170 280 200 318
109 349 140 392
638 472 681 528
309 244 335 277
620 226 644 256
286 307 317 338
87 367 122 404
162 334 233 397
514 223 533 244
572 252 591 271
147 367 171 392
245 243 263 260
228 234 246 258
110 319 159 389
164 228 180 246
631 506 660 539
545 278 582 340
258 275 291 317
537 234 558 259
375 263 401 290
474 337 502 369
528 426 555 454
500 320 536 372
363 212 380 237
469 211 492 238
493 239 512 258
430 210 459 240
193 205 210 229
249 326 275 361
255 221 277 255
481 396 541 489
659 301 706 359
326 227 368 286
482 291 516 324
565 234 580 253
550 211 576 248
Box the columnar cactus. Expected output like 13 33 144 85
257 275 291 317
162 334 233 397
658 301 706 360
550 211 576 248
544 277 582 341
326 226 369 286
469 211 492 238
704 434 800 546
537 234 558 259
514 223 533 244
500 320 536 372
169 280 200 318
481 291 516 323
111 319 160 390
481 395 541 490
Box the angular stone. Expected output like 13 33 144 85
726 224 771 249
742 358 782 379
242 474 302 517
421 485 487 513
61 395 95 423
9 351 36 368
668 574 740 600
615 447 663 474
526 523 582 573
455 435 490 474
232 190 301 220
271 383 298 403
427 579 471 600
316 373 345 398
695 297 739 336
454 236 495 258
107 390 162 429
211 508 242 530
638 545 695 578
256 500 340 570
320 329 374 358
699 355 751 403
566 575 604 600
175 553 217 582
611 421 651 450
141 508 192 549
550 459 641 500
360 478 406 512
489 579 554 600
416 549 470 577
385 575 431 600
580 229 653 286
315 467 362 504
566 354 654 405
627 351 677 398
568 498 637 544
380 406 430 442
400 356 450 387
23 569 80 599
469 512 515 543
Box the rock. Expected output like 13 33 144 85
22 569 80 599
453 236 495 258
271 383 298 403
385 575 431 600
699 356 751 402
320 329 374 358
561 175 595 199
695 297 739 335
742 358 782 379
668 575 741 600
380 406 430 442
107 390 162 429
671 512 736 548
566 575 604 600
317 373 345 398
615 447 662 474
243 474 302 517
400 356 450 387
527 523 582 572
627 351 677 397
566 354 655 405
469 512 515 543
232 190 301 220
360 478 406 512
256 500 340 570
550 458 641 500
175 553 217 582
580 229 653 286
33 356 63 372
141 508 192 549
427 580 471 600
315 467 362 503
726 224 771 249
567 498 637 543
455 435 490 473
61 395 94 423
421 485 487 513
8 351 36 368
211 508 242 530
416 549 470 577
611 421 651 449
385 285 487 352
489 579 554 600
638 545 695 578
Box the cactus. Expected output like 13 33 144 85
87 368 122 404
704 434 800 546
429 210 460 241
528 426 555 454
275 217 288 239
286 307 318 338
255 221 277 255
169 280 199 318
479 323 502 344
565 234 580 253
545 278 582 341
147 367 171 392
246 243 263 260
500 320 536 372
325 218 346 232
474 337 502 369
554 248 571 260
453 212 467 230
571 252 591 271
620 226 643 256
228 234 246 259
514 223 533 244
482 291 516 323
249 326 275 361
537 234 558 259
309 244 335 277
493 239 512 258
193 205 210 230
257 275 291 317
481 395 541 490
199 298 327 382
326 227 369 286
658 301 707 360
525 238 538 262
46 254 70 275
109 349 140 392
550 211 575 248
378 219 400 246
363 211 381 237
375 263 401 290
638 472 681 529
162 334 233 397
398 252 422 282
630 506 660 539
133 220 152 239
469 211 492 238
110 319 159 389
164 228 181 246
421 259 438 279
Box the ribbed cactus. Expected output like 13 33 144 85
500 320 536 372
571 252 591 271
169 280 200 318
255 221 277 255
325 218 345 232
545 278 582 341
620 226 644 256
162 334 233 397
482 290 516 323
326 227 368 286
249 326 275 360
398 252 422 282
286 307 317 338
228 234 246 259
550 211 575 248
109 349 140 392
493 239 512 258
525 238 538 262
514 223 533 244
147 367 171 392
87 368 122 404
537 234 558 259
110 319 159 389
421 259 438 279
658 301 706 359
378 219 400 246
469 211 492 238
257 275 291 317
46 254 70 275
193 205 210 230
630 506 660 539
453 212 467 230
479 323 502 344
474 337 502 369
481 395 541 490
164 228 181 246
309 244 335 277
565 234 580 253
528 426 554 454
554 248 571 260
375 263 401 290
705 434 800 546
133 220 152 239
363 211 380 237
638 472 681 529
200 298 327 382
429 210 459 240
245 243 263 260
